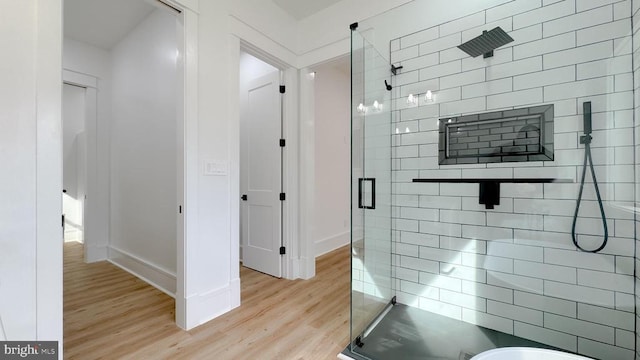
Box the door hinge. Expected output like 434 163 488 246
179 205 182 214
279 139 286 147
279 246 286 255
279 85 285 94
62 214 65 227
279 193 286 201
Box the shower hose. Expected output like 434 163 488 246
571 133 608 253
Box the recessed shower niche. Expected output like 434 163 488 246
439 105 554 165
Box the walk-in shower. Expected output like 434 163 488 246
346 1 638 359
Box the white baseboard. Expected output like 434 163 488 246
230 277 241 306
107 246 176 297
294 256 315 280
64 229 83 243
315 231 350 257
0 315 5 341
288 257 301 280
85 244 107 263
179 278 241 330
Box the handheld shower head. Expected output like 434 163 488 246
572 101 607 253
582 101 592 135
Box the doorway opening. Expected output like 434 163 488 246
62 0 185 354
62 69 99 260
239 50 285 278
309 56 351 259
62 82 88 244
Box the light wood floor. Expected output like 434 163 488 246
64 242 350 359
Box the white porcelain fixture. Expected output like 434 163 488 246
471 347 594 360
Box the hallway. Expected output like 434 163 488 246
64 242 350 359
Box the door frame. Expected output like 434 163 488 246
58 0 196 330
232 41 300 280
62 70 98 261
163 0 191 329
36 0 63 343
104 0 195 330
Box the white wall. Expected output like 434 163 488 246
63 37 111 261
190 0 238 326
0 0 63 350
109 9 178 294
0 0 39 340
239 51 279 86
229 0 298 54
312 59 351 256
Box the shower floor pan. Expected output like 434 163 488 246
340 303 567 360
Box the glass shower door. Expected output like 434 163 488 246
350 28 393 358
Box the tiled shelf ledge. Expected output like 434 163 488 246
412 178 573 209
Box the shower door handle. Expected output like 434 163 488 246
358 178 376 210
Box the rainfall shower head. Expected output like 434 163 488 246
457 27 514 58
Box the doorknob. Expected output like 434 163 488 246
241 194 248 201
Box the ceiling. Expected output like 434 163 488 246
64 0 156 50
271 0 343 20
64 0 342 50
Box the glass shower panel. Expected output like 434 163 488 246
350 29 393 357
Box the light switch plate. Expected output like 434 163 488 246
204 160 228 176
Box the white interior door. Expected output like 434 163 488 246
240 70 282 278
62 83 86 243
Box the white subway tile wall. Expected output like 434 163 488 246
389 1 635 358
